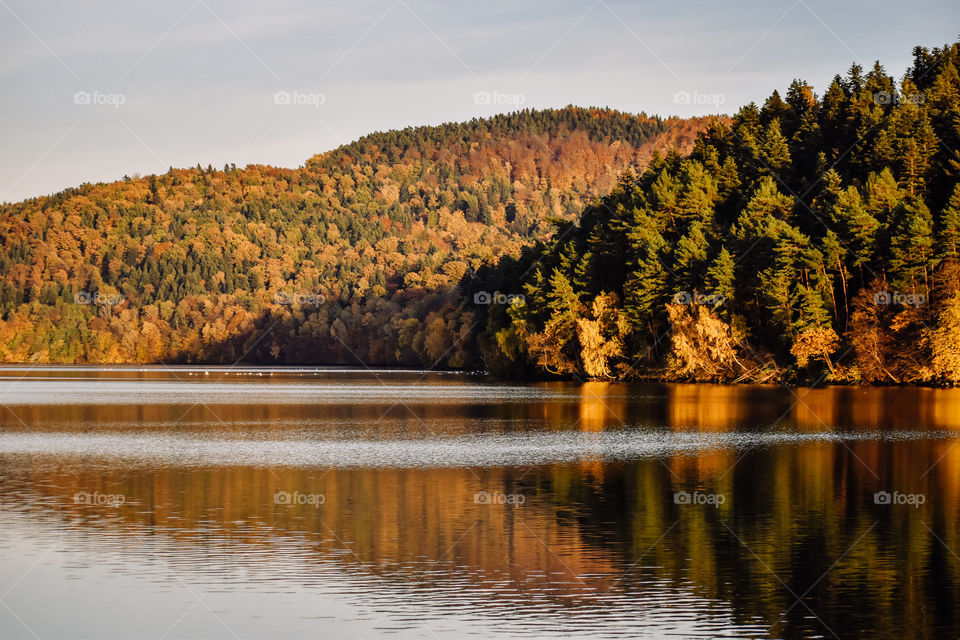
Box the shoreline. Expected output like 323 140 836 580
0 362 958 389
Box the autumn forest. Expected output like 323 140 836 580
2 40 960 386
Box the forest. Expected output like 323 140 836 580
476 40 960 384
1 39 959 385
0 107 707 366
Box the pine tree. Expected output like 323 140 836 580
830 185 879 269
734 177 794 240
936 184 960 262
676 161 718 224
889 199 935 292
623 236 669 323
673 221 710 291
864 168 903 226
758 119 792 179
705 246 736 305
762 90 792 127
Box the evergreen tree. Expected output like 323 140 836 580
889 199 935 291
830 185 879 269
705 246 736 305
758 119 792 178
936 184 960 262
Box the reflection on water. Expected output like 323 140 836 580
1 367 959 639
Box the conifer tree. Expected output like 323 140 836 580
889 199 935 292
830 185 879 269
705 247 736 305
936 184 960 262
759 119 792 178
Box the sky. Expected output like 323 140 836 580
1 0 957 203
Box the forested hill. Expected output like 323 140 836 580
0 107 711 364
477 41 960 385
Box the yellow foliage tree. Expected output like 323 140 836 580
929 290 960 382
790 327 839 374
576 292 624 378
664 303 744 382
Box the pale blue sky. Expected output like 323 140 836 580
1 0 957 202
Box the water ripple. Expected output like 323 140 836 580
0 428 954 468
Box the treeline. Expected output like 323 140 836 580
476 40 960 384
5 39 959 385
0 107 709 364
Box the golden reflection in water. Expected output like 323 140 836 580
790 387 838 430
17 434 960 565
9 381 960 437
666 449 740 480
5 375 960 638
667 384 755 431
4 429 960 638
577 381 622 431
929 388 960 430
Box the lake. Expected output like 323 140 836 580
0 366 958 639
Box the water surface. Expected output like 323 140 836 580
1 367 958 639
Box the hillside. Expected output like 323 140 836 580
0 107 711 364
476 41 960 384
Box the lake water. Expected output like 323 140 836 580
1 367 959 639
